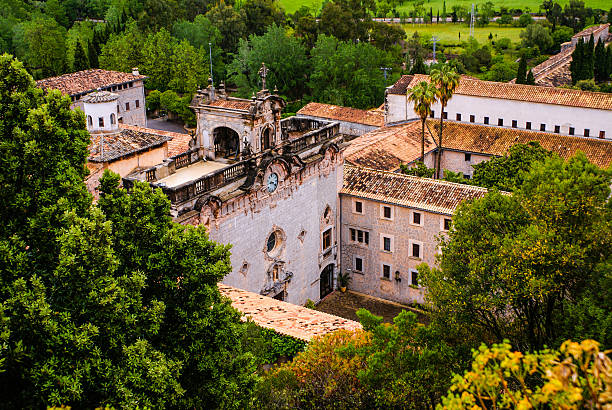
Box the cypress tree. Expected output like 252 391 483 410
586 33 595 79
516 55 527 84
526 69 535 85
410 55 427 74
442 0 447 19
87 39 98 69
593 39 605 82
570 39 583 84
73 40 89 72
437 10 440 23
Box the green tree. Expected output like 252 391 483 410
520 23 553 52
45 0 69 28
484 60 517 82
471 142 552 191
420 153 612 351
593 38 607 82
141 29 176 91
205 0 247 53
243 0 285 37
99 21 145 73
526 69 535 84
12 17 67 78
228 24 308 100
407 80 438 161
72 39 89 72
430 64 460 179
400 161 435 178
319 1 356 42
309 35 392 109
518 13 534 27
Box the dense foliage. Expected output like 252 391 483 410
0 54 259 408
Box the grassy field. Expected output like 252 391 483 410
402 23 524 44
278 0 609 15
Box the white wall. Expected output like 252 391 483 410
390 93 612 139
84 100 119 133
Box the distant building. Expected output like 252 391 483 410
340 164 490 305
387 74 612 139
344 119 612 177
297 102 384 137
37 68 147 127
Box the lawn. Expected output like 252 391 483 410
278 0 609 15
402 23 524 44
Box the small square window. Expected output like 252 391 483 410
125 102 130 111
383 236 391 252
383 206 392 219
135 100 140 108
117 104 120 113
411 270 419 286
430 110 435 118
98 117 104 127
412 211 422 225
526 122 531 130
600 131 606 139
412 243 421 259
555 125 560 133
469 115 475 123
382 264 391 279
464 153 471 162
569 127 574 135
443 218 452 231
512 120 517 128
350 228 355 241
540 123 546 131
463 174 471 179
456 113 462 121
442 111 448 119
484 117 489 125
354 200 363 214
498 118 503 126
129 82 133 87
354 257 363 272
584 129 589 137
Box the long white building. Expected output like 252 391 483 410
386 74 612 140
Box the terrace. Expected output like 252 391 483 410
124 117 340 215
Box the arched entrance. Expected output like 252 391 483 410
261 127 272 151
213 127 240 159
320 264 334 299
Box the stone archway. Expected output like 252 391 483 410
320 264 334 299
213 126 240 159
260 126 273 151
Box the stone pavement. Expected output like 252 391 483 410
316 290 429 324
146 117 188 134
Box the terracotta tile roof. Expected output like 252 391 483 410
297 102 384 127
36 69 147 96
206 98 251 111
440 121 612 168
341 164 489 215
348 120 612 170
572 23 609 39
344 121 434 171
218 284 362 341
89 124 171 162
389 74 612 110
81 90 119 103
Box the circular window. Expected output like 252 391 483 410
266 232 277 253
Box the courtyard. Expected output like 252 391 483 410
316 290 429 324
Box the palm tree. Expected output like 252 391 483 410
430 64 460 179
407 81 438 163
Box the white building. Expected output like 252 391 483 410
37 68 148 127
386 74 612 139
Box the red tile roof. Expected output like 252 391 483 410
219 284 361 341
297 102 385 127
89 124 172 162
346 120 612 170
344 121 434 171
207 98 252 111
572 23 609 39
341 164 489 215
36 69 147 96
389 74 612 110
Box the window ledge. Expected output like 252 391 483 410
380 250 393 254
409 256 422 261
380 277 392 282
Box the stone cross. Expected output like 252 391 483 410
258 62 269 90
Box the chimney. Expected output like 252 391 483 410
132 67 139 76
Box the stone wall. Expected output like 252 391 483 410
200 147 344 306
339 194 452 305
296 114 378 137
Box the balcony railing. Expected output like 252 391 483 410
284 121 340 155
160 160 249 204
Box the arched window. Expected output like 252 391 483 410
110 113 116 125
87 116 92 126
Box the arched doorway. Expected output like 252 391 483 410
320 264 334 299
213 127 240 159
261 127 272 151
